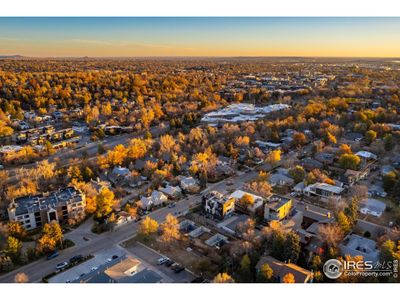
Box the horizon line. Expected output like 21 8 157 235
1 54 400 59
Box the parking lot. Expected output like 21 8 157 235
48 246 127 283
125 242 197 283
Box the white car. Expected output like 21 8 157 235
56 261 68 270
90 266 99 271
157 257 169 265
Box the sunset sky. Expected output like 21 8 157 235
0 17 399 57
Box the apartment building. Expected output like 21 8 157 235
7 187 85 230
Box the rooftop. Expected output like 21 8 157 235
305 182 344 194
201 103 290 123
266 194 292 210
255 256 313 283
9 187 84 216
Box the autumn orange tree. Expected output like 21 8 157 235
266 150 281 165
160 213 180 247
95 188 117 219
239 193 255 208
282 273 295 283
36 221 64 254
138 216 159 238
213 272 235 283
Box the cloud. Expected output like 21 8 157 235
0 37 19 41
64 39 188 50
66 39 114 46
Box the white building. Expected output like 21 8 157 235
303 183 344 201
229 189 264 213
360 198 386 218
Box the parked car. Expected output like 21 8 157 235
168 202 176 208
112 255 119 260
0 164 4 170
56 261 68 270
171 263 185 273
157 257 169 265
165 259 174 267
69 255 84 264
47 252 59 260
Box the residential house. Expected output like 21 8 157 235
90 177 112 192
315 152 335 165
339 233 380 263
368 184 387 198
303 183 344 201
179 176 200 193
202 191 235 220
229 189 264 213
108 166 131 186
268 173 295 187
137 190 168 210
381 165 395 177
264 195 292 221
217 214 251 236
300 158 323 171
293 182 306 194
343 132 364 144
342 169 369 186
255 256 313 283
159 185 182 199
359 198 386 218
204 233 229 247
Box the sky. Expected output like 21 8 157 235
0 17 399 57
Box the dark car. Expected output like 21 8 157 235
173 265 185 273
69 255 84 264
47 252 59 260
165 259 174 267
112 255 119 260
171 263 185 273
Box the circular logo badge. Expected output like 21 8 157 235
323 259 344 279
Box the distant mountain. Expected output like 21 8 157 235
0 55 24 59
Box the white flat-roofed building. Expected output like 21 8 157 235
304 183 344 201
355 151 377 160
201 103 290 123
360 198 386 218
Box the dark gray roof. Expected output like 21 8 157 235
12 187 83 216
